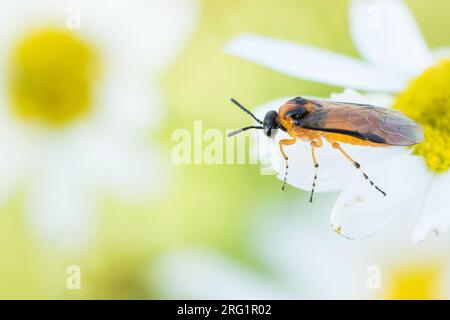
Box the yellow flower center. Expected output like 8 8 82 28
385 264 442 300
8 28 99 127
393 59 450 172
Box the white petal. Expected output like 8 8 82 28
331 154 431 239
281 141 410 193
330 88 393 108
74 132 166 201
349 0 432 76
0 111 32 203
250 207 373 299
225 33 408 92
412 173 450 242
77 0 200 75
152 248 289 299
95 77 165 135
25 156 96 251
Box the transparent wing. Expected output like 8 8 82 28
301 100 423 146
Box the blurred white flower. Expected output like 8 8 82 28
225 0 448 93
0 0 199 250
225 0 450 242
153 199 450 299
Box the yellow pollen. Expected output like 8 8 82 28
8 28 99 126
393 59 450 173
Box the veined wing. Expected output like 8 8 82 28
301 100 423 146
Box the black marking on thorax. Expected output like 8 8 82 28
285 107 309 124
292 97 307 105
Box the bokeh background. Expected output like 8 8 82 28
1 0 450 299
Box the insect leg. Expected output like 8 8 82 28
279 138 297 191
331 142 387 197
309 138 323 203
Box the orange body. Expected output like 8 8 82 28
277 97 423 147
278 100 387 147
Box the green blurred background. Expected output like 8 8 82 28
1 0 450 299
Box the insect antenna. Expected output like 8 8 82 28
230 98 263 125
227 126 264 137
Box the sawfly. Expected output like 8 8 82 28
228 97 423 202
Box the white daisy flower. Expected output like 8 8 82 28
0 0 199 250
152 199 450 299
225 0 450 242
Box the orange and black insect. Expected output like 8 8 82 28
228 97 423 202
